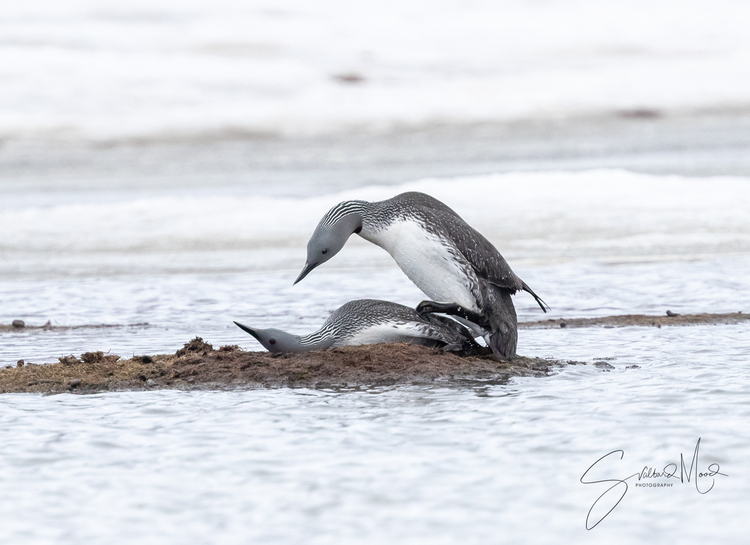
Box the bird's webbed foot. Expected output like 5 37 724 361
416 300 490 329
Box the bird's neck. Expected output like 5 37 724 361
357 200 394 237
327 200 372 236
297 327 337 351
296 319 338 350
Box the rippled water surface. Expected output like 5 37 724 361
2 254 750 365
3 3 750 539
1 252 749 543
2 168 749 543
2 320 749 544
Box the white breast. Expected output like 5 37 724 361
361 220 479 312
337 321 432 347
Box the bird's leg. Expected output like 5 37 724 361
416 300 491 329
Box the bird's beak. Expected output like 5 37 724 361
233 321 260 341
294 261 317 285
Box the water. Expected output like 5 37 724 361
2 323 748 544
2 168 749 363
2 256 750 365
2 2 750 541
1 169 748 542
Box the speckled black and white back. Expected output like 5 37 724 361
298 299 477 352
321 192 547 312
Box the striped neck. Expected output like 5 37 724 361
319 199 408 236
298 322 337 350
319 200 370 229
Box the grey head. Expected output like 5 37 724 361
295 200 367 284
233 322 308 353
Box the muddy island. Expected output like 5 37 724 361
0 338 579 395
2 311 746 395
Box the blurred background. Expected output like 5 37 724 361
1 0 750 360
2 4 750 545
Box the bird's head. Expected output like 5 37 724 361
233 322 304 353
294 201 364 284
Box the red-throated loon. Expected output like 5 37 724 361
234 299 478 354
294 192 549 359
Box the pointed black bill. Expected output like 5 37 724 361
233 321 260 341
293 261 317 285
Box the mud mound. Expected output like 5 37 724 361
521 311 749 329
175 337 214 357
0 339 580 395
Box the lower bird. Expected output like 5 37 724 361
294 191 549 359
234 299 479 354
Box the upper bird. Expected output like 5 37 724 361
234 299 478 354
294 192 549 359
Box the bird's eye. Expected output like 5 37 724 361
321 249 328 255
269 339 276 345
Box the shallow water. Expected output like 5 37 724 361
3 2 750 539
2 168 749 364
2 165 749 543
2 321 748 544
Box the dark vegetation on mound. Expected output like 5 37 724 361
0 339 580 395
1 312 745 395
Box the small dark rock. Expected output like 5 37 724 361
140 355 153 364
68 378 82 388
594 362 615 370
560 321 567 328
138 374 147 381
666 310 679 317
626 365 641 369
16 360 24 367
12 320 25 328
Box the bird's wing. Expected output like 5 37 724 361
420 204 525 292
405 193 549 311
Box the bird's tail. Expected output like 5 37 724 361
486 287 518 360
429 314 481 354
522 282 550 313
